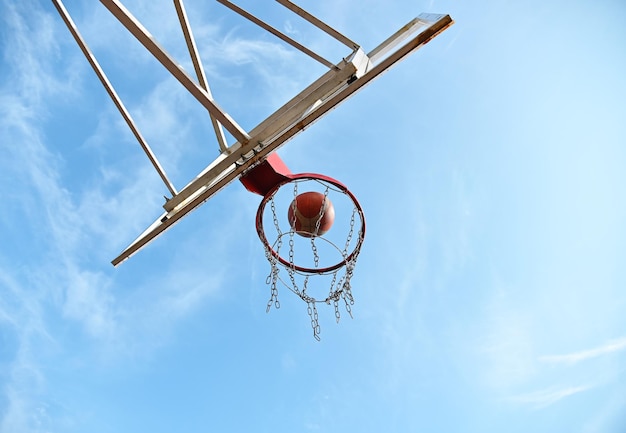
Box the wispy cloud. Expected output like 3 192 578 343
511 385 591 409
0 2 113 429
0 260 55 433
539 337 626 365
209 34 304 102
0 2 228 430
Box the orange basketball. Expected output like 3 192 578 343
287 191 335 237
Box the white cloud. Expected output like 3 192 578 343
1 3 63 104
0 2 229 429
61 266 117 338
283 20 298 37
209 34 304 102
0 265 55 433
510 385 591 409
480 315 537 389
539 337 626 365
0 2 117 428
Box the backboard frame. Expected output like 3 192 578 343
52 0 453 266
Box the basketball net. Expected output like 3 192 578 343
256 174 365 340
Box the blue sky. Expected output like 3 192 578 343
1 0 626 432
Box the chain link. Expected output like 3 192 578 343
342 259 356 318
342 206 357 257
270 197 281 235
265 197 283 312
310 238 319 267
328 271 338 297
312 187 330 236
306 301 321 341
264 245 281 312
288 231 295 267
309 187 329 267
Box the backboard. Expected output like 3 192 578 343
52 0 453 266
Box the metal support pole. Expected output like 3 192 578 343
275 0 359 51
173 0 229 152
216 0 338 70
100 0 251 145
52 0 178 196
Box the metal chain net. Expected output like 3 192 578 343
262 179 364 340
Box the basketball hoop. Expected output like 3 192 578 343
256 173 365 340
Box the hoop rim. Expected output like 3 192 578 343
256 173 366 274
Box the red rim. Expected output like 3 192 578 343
256 173 365 274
